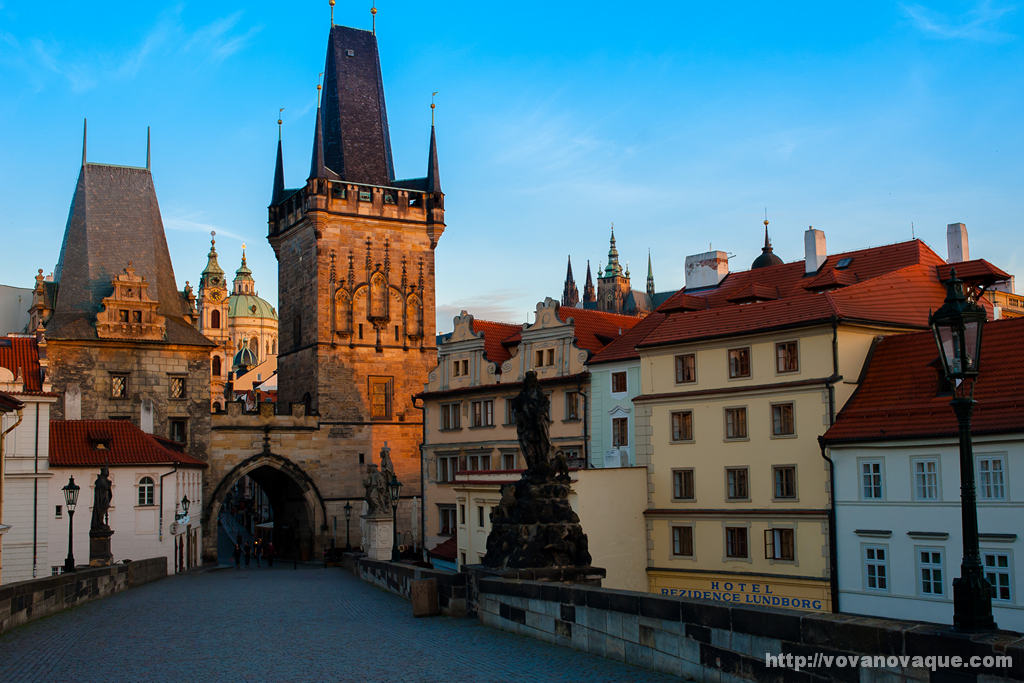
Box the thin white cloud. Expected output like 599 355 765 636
901 1 1016 42
436 290 531 331
184 11 262 63
164 216 247 244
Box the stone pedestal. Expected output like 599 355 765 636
361 514 393 561
89 529 114 567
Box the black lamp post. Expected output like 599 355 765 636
61 476 80 573
343 501 353 551
929 268 995 632
389 475 402 562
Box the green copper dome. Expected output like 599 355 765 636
228 293 278 320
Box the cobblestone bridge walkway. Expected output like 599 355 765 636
0 566 679 682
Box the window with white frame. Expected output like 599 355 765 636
437 454 458 483
612 417 628 447
861 459 884 500
462 452 491 472
137 476 155 506
977 454 1006 501
912 457 939 500
471 399 494 427
863 545 889 591
983 551 1013 602
917 548 944 597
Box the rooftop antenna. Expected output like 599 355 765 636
329 0 335 26
911 221 916 239
431 91 438 126
146 126 151 170
278 107 284 140
371 1 377 35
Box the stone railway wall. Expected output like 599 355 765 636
0 557 166 635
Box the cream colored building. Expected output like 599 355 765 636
418 299 640 574
617 229 1010 611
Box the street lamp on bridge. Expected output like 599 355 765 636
389 475 402 562
344 500 353 551
61 476 80 573
930 268 995 632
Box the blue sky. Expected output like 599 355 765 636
2 1 1022 330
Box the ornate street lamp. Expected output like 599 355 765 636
930 269 995 631
343 500 353 551
61 476 80 573
180 494 190 519
389 475 402 562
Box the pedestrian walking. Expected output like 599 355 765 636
244 541 251 568
266 541 275 567
254 539 262 567
233 534 241 569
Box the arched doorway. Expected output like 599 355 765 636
204 453 326 565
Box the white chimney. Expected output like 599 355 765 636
684 250 729 289
804 227 826 274
947 222 969 263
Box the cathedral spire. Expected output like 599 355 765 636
583 259 596 303
562 255 579 307
200 231 225 291
646 250 655 298
272 111 285 204
603 223 622 277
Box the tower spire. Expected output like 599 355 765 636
81 118 87 167
646 249 655 297
146 126 151 170
751 216 784 269
272 109 285 204
583 260 596 303
604 222 621 277
562 255 579 307
310 88 328 181
426 93 441 194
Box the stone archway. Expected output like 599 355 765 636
203 452 327 564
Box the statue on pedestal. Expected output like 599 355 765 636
362 464 390 516
91 466 112 532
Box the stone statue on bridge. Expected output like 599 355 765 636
362 464 390 516
90 466 112 532
483 371 600 581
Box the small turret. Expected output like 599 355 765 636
583 260 596 303
751 219 784 269
272 115 285 204
646 250 655 298
562 255 579 307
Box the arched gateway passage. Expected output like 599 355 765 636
204 453 327 564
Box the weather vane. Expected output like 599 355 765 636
371 1 377 35
317 72 324 107
330 0 335 26
431 91 438 125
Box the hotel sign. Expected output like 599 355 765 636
659 580 825 611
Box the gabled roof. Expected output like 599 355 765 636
823 316 1024 444
638 240 950 349
49 419 206 467
0 335 44 393
557 307 640 354
47 163 213 346
470 319 521 366
936 259 1010 289
587 311 667 365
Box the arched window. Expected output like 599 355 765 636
211 309 221 329
212 356 222 377
138 476 155 506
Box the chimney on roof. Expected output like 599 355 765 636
947 222 969 263
684 250 729 289
804 226 826 275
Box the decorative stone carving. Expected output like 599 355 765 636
96 264 166 341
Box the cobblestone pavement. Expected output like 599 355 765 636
0 566 681 682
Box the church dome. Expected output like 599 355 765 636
228 293 278 320
233 344 259 371
751 221 784 269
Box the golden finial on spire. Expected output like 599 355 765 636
278 107 284 140
317 72 324 107
330 0 335 26
371 1 377 35
431 90 438 126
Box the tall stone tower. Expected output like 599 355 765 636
596 226 631 313
197 234 230 402
267 25 443 473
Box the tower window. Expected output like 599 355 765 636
212 356 222 377
211 309 221 329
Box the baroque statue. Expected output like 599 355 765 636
91 466 112 532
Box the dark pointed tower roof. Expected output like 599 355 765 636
309 105 339 181
49 158 211 346
646 250 655 297
425 124 441 193
272 121 285 204
583 260 596 303
562 255 579 307
319 25 395 185
751 220 784 269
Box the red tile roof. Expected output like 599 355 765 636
470 319 521 366
503 306 642 357
50 420 206 467
823 316 1024 443
0 391 24 412
429 536 457 561
936 259 1011 288
0 336 43 393
638 240 954 349
587 312 667 365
